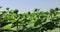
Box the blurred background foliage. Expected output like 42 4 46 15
0 6 60 32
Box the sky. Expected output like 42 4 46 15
0 0 60 13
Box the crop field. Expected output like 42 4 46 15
0 7 60 32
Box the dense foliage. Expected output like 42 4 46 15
0 7 60 32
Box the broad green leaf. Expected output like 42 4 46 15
2 23 12 30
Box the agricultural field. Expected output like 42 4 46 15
0 7 60 32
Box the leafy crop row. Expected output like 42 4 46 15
0 7 60 32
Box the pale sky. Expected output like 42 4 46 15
0 0 60 13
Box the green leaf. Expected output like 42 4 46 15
2 23 12 30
